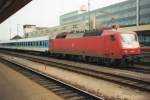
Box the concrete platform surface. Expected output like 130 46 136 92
0 62 63 100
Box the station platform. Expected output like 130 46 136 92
0 62 63 100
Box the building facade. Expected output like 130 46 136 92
60 0 150 27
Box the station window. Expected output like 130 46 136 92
73 24 78 28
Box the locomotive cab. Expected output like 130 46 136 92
121 33 139 49
120 32 141 64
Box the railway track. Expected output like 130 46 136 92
139 52 150 66
0 51 150 93
1 50 150 74
112 65 150 74
0 58 103 100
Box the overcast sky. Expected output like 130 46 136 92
0 0 127 40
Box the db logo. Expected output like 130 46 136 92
72 43 74 48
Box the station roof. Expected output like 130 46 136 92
0 0 32 23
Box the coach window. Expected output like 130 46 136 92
45 41 47 47
40 41 42 46
46 41 48 47
36 41 38 46
32 42 34 46
31 42 33 46
37 41 39 46
43 41 45 47
30 42 32 46
42 41 44 47
38 41 40 46
46 40 49 47
40 41 41 46
39 41 40 46
46 40 48 47
32 42 33 46
34 41 36 46
35 41 38 46
44 41 46 47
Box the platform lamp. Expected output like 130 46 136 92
87 0 91 30
136 0 140 26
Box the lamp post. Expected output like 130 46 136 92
87 0 91 30
136 0 140 26
9 28 12 40
17 24 19 36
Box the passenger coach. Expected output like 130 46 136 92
0 36 49 52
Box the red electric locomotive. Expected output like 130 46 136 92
49 29 141 66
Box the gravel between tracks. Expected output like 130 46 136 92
1 54 150 100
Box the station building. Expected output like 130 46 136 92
60 0 150 26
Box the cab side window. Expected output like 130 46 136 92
110 35 115 41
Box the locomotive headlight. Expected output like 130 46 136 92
124 50 128 54
138 49 141 53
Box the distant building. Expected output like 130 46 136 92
23 25 36 38
23 24 60 38
60 0 150 27
11 35 22 40
59 0 150 46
